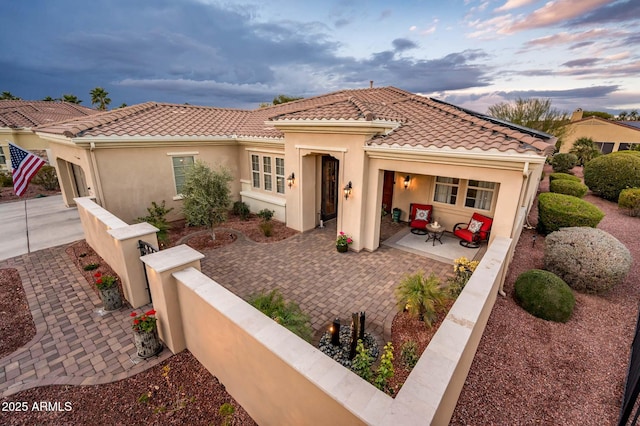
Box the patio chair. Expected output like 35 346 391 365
409 203 433 234
453 212 493 248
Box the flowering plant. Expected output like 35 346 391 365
336 231 353 246
131 309 158 333
94 271 117 290
448 257 480 297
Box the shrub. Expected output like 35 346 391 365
83 263 99 271
232 201 250 220
549 179 588 198
544 227 632 293
514 269 575 323
137 201 174 245
619 188 640 217
351 339 374 382
400 340 419 369
395 271 449 327
569 137 601 166
248 289 312 341
448 256 479 297
548 172 581 183
259 221 273 237
537 192 604 235
551 153 578 173
257 209 274 221
0 170 13 187
374 342 394 394
584 152 640 201
31 165 60 190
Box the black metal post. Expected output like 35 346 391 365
330 318 341 346
349 312 359 360
359 312 366 341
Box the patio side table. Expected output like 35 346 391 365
425 224 445 246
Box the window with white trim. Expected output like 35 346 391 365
250 153 285 194
172 156 194 194
0 147 6 166
465 180 496 210
434 176 459 205
251 155 260 188
275 158 285 194
263 156 272 191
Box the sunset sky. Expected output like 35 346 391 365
1 0 638 114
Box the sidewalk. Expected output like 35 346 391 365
0 195 85 261
0 245 172 397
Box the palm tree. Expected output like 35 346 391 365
569 137 600 166
618 111 628 121
395 271 449 327
90 87 111 110
42 96 55 101
62 94 82 104
629 110 638 121
0 91 21 100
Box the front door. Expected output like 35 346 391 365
71 163 88 197
321 156 339 221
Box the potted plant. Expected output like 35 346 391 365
94 271 122 311
336 231 353 253
130 309 163 358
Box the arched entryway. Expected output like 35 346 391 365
320 155 339 222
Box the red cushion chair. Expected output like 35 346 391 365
409 203 433 235
454 213 493 248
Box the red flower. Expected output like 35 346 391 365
96 278 102 284
145 309 156 316
94 272 101 278
130 312 137 317
133 319 139 325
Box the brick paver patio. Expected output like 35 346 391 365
0 220 453 397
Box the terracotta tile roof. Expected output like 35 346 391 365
35 102 251 138
33 86 555 155
0 100 98 129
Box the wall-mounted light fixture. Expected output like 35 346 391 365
344 181 352 199
403 175 411 189
287 172 295 188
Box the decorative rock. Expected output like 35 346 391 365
318 326 379 369
544 227 632 293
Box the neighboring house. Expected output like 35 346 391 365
34 86 555 253
0 100 97 171
560 108 640 154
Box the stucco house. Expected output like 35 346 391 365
560 108 640 154
0 100 97 171
33 86 555 253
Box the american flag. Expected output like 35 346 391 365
9 142 46 197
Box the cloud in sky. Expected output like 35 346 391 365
0 0 637 114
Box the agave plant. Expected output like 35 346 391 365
395 271 449 327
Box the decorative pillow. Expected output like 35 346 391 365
415 208 430 222
468 218 484 233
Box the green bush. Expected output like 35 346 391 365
395 271 449 327
544 227 632 293
549 179 588 198
537 192 604 235
514 269 575 323
257 209 274 221
0 171 12 187
31 165 59 190
551 153 578 173
248 289 312 341
137 201 174 246
584 152 640 201
548 172 581 183
619 188 640 217
232 201 250 220
259 221 273 237
400 340 419 369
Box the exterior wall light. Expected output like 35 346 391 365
404 175 411 189
344 181 352 199
287 172 295 188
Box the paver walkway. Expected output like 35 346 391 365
0 245 171 397
201 221 454 340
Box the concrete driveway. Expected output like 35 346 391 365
0 195 84 261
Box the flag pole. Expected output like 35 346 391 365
24 198 30 253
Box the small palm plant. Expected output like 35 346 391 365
395 271 449 327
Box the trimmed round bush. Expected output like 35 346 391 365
544 227 632 293
551 153 578 173
619 188 640 217
584 152 640 201
537 192 604 235
549 172 581 183
514 269 575 322
549 179 588 198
